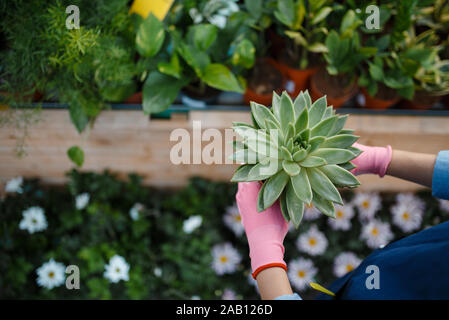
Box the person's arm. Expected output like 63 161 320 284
351 143 436 188
256 267 294 300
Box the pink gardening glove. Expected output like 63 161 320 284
351 143 393 177
236 182 289 279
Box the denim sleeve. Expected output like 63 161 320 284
432 150 449 201
274 293 302 300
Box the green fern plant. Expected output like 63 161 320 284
231 90 361 228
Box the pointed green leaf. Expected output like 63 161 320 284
284 123 295 144
299 128 310 143
328 115 348 136
304 90 312 108
272 91 281 120
293 92 307 118
259 171 290 212
293 149 307 162
280 192 290 222
232 149 260 164
280 146 293 161
309 96 327 127
312 191 336 218
286 182 304 228
311 115 338 137
280 92 295 135
251 101 279 129
339 162 357 171
136 13 165 58
291 169 313 204
67 146 84 167
311 148 357 165
348 146 363 157
318 165 360 187
308 136 326 153
282 160 301 176
295 108 309 133
300 156 327 167
248 159 282 181
321 134 359 149
231 164 255 182
307 168 343 205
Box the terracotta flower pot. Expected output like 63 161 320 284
276 62 318 96
360 87 400 110
401 90 441 110
309 69 358 108
124 91 142 104
244 58 286 106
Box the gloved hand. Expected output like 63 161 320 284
351 142 393 177
236 182 289 279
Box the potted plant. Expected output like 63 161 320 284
238 0 286 105
310 10 375 108
230 90 361 227
272 0 332 96
138 0 246 113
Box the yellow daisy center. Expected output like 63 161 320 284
305 203 313 209
298 270 306 278
220 256 228 263
48 272 54 278
402 212 410 220
115 268 121 273
336 210 344 219
346 265 354 272
234 215 241 222
308 237 317 246
371 227 379 236
362 201 370 209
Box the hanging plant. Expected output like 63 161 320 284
230 90 361 228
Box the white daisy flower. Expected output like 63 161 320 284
222 288 237 300
333 252 362 278
353 192 382 221
5 176 23 193
223 204 244 236
391 200 424 233
361 219 393 249
439 199 449 213
288 258 317 291
190 0 239 29
183 215 202 234
211 243 241 275
19 206 47 234
36 259 66 289
396 193 425 211
75 193 90 210
328 204 355 231
104 255 130 283
129 203 144 221
296 225 328 256
303 203 321 221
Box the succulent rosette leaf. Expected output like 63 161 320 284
231 90 361 228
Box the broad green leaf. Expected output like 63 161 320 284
312 191 335 218
232 39 256 69
311 148 356 165
312 7 332 24
67 146 84 168
258 171 290 212
282 160 301 176
100 83 136 103
231 164 254 182
322 134 359 149
69 101 89 133
251 102 279 129
202 64 244 93
319 165 360 187
300 156 327 167
286 182 304 228
157 53 182 79
291 169 312 204
136 13 165 58
177 43 210 76
309 96 327 127
192 24 218 51
311 115 338 137
276 0 295 27
307 168 343 205
143 71 187 114
245 0 263 19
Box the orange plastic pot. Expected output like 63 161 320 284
360 88 400 110
309 73 358 108
401 90 441 110
124 91 142 104
244 58 286 106
276 63 318 96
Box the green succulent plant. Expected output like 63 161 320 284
231 90 361 228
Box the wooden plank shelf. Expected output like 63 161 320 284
1 106 449 192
